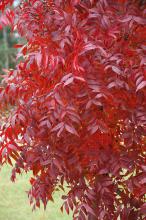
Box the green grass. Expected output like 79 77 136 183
0 165 71 220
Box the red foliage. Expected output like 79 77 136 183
0 0 13 11
0 0 146 219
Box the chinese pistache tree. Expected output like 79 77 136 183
0 0 146 219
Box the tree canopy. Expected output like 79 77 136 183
0 1 146 219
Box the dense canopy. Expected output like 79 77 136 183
0 0 146 219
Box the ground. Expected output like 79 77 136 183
0 165 71 220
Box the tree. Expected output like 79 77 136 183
0 27 17 71
0 0 146 219
0 4 19 76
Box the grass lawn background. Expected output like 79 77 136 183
0 165 71 220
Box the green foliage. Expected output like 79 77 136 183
0 27 17 73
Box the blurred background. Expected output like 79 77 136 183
0 0 19 75
0 27 17 75
0 165 70 220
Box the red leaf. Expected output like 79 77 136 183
111 66 122 75
65 124 79 136
8 144 17 151
136 81 146 92
64 77 74 86
52 122 64 132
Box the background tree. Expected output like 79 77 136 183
0 0 20 74
0 1 146 220
0 27 17 71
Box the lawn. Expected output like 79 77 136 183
0 165 71 220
